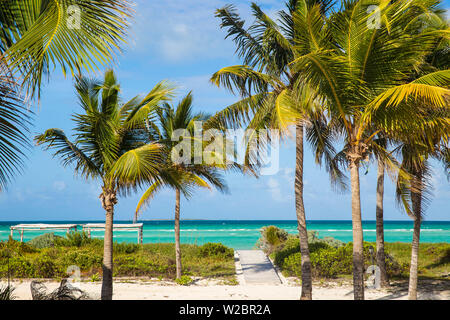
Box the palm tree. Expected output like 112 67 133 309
290 0 449 299
35 70 173 299
0 0 132 192
373 7 449 288
394 17 450 300
395 120 449 300
0 0 132 98
208 0 342 300
373 136 389 287
134 93 229 279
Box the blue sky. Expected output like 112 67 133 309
0 0 449 221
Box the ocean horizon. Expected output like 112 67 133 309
1 220 449 249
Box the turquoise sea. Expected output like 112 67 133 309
0 220 449 249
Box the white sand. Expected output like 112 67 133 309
3 279 449 300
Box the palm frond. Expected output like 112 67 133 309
110 143 163 193
35 128 100 179
0 64 31 191
1 0 133 98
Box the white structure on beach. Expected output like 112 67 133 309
10 224 78 242
9 223 144 244
81 223 144 244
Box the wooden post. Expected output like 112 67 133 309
10 228 13 238
20 229 24 242
139 226 143 244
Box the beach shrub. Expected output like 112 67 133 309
90 273 100 282
175 275 193 286
0 255 34 278
0 241 235 280
28 233 62 248
61 250 103 270
282 252 302 277
0 238 36 254
54 231 93 247
272 236 300 266
113 242 140 254
276 241 410 279
198 243 234 258
256 226 289 254
32 254 62 278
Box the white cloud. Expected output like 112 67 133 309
129 0 285 63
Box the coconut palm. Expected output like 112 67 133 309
395 115 449 300
134 92 229 279
373 136 390 287
0 0 132 98
394 21 450 300
35 70 174 299
373 9 449 288
290 0 450 299
208 0 344 300
0 0 132 192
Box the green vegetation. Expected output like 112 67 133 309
175 275 194 286
259 227 449 280
0 235 236 281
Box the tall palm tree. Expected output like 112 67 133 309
373 136 389 287
372 6 449 288
395 119 449 300
35 70 173 299
208 0 342 300
290 0 449 299
0 0 132 193
134 93 229 279
394 17 450 300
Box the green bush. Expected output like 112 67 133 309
272 236 300 266
0 255 34 278
0 237 36 255
113 242 140 254
0 240 236 280
175 275 193 286
32 254 62 278
28 233 62 248
282 252 302 277
198 243 234 258
61 250 103 270
54 231 93 247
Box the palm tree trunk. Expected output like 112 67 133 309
408 173 422 300
349 160 365 300
100 191 117 300
375 159 389 287
175 188 182 279
295 122 312 300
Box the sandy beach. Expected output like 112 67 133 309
4 278 449 300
